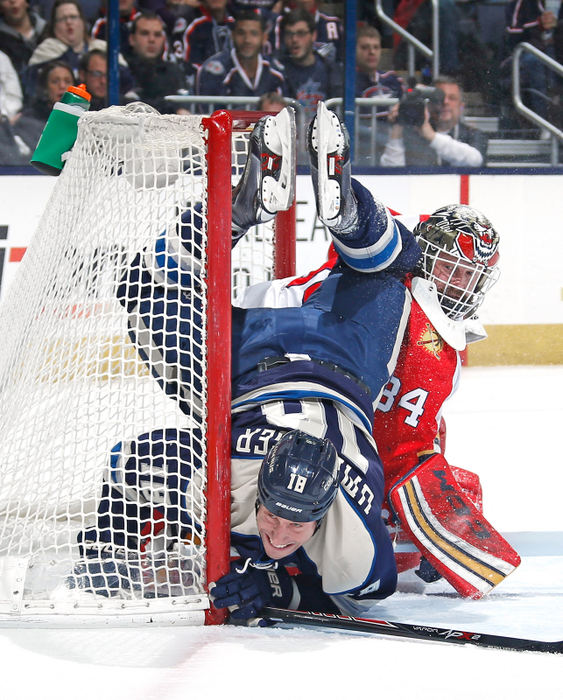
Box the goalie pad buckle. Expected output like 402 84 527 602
388 454 521 598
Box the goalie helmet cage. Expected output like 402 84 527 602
0 104 296 627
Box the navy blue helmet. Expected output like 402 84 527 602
257 430 340 523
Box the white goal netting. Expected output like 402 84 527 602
0 103 283 624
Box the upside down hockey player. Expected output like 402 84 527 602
240 104 521 600
71 104 422 617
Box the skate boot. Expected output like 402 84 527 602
232 106 296 243
307 101 357 235
67 546 142 598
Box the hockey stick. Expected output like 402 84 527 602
261 607 563 654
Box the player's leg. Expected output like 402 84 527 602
307 100 357 233
70 428 202 596
301 267 412 400
232 106 296 244
117 260 203 416
307 101 420 274
232 266 411 411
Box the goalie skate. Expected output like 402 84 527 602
232 106 296 236
307 101 356 232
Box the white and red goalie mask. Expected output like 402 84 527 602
413 204 500 321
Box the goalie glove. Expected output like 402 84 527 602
210 558 296 620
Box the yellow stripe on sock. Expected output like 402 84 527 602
402 481 506 587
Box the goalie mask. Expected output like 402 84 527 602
413 204 500 320
257 430 339 523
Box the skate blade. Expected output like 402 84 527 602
261 106 296 214
314 102 343 223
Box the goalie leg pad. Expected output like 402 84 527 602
450 465 483 512
388 454 521 598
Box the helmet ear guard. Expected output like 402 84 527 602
257 430 340 524
413 204 500 321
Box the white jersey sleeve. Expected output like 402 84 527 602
236 266 332 309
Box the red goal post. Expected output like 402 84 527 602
0 104 296 626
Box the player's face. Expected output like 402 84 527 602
436 82 463 130
356 36 381 74
283 20 315 61
130 18 166 59
432 250 480 301
256 505 316 560
45 65 74 104
54 3 85 48
233 20 265 60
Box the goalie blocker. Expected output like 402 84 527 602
388 454 521 598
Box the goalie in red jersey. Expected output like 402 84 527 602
241 201 521 600
373 205 520 598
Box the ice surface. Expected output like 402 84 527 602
1 366 562 699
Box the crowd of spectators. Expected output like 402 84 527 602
0 0 561 166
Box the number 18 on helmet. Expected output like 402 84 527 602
257 430 340 523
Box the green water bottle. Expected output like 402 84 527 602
31 83 91 176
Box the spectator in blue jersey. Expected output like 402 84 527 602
0 0 46 84
278 8 341 121
225 0 280 54
353 25 402 165
356 25 402 104
272 0 342 62
171 0 234 71
124 12 188 113
196 11 284 100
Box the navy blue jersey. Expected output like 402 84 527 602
356 70 403 100
171 8 234 68
272 9 343 61
231 268 412 420
506 0 563 50
82 175 420 612
196 48 284 97
280 53 341 119
229 400 398 613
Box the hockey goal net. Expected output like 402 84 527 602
0 103 295 625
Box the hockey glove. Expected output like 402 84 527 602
210 559 295 620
